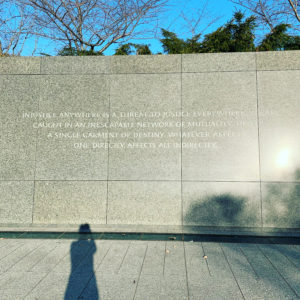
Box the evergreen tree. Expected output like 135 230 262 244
114 43 152 55
58 46 103 56
134 44 152 55
160 29 201 54
185 34 202 53
160 29 186 54
201 12 256 52
284 36 300 50
114 44 134 55
160 12 256 54
257 24 300 51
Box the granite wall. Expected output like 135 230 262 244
0 51 299 231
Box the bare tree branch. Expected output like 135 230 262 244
164 0 223 38
16 0 168 53
230 0 300 32
0 0 33 55
287 0 300 22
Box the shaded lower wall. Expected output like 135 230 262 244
0 52 299 232
1 179 299 230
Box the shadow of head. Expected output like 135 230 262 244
79 223 92 233
185 193 257 227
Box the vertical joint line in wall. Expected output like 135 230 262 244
106 73 111 224
32 75 41 224
180 54 183 227
32 180 36 223
255 54 263 228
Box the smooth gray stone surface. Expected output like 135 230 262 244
107 181 182 225
0 57 40 74
0 120 37 180
0 239 42 275
182 71 260 181
262 182 300 228
220 243 276 300
8 240 57 272
273 244 300 269
258 70 300 182
0 239 298 300
1 52 300 231
140 242 165 275
24 271 86 299
0 181 34 223
0 240 25 260
96 241 130 274
108 74 181 180
41 56 109 74
33 181 107 224
258 244 300 296
0 271 48 299
256 50 300 70
0 75 40 119
183 182 261 227
35 75 109 180
182 52 256 72
184 243 212 299
191 242 245 299
117 242 147 275
239 243 299 299
164 241 186 276
110 55 181 73
135 274 188 300
30 241 70 273
83 273 138 300
0 76 39 180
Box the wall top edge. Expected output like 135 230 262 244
1 50 300 74
1 50 300 58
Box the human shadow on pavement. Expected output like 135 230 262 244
64 223 99 300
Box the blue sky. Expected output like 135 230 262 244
22 0 244 56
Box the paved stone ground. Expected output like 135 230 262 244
0 238 299 300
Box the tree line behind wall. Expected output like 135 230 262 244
1 0 300 56
59 12 300 56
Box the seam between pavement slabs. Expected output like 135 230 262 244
23 244 72 299
183 242 190 300
238 246 260 279
117 242 131 273
133 244 148 300
271 244 299 269
220 243 246 300
2 241 44 274
256 244 300 298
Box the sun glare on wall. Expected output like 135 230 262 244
276 148 291 168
